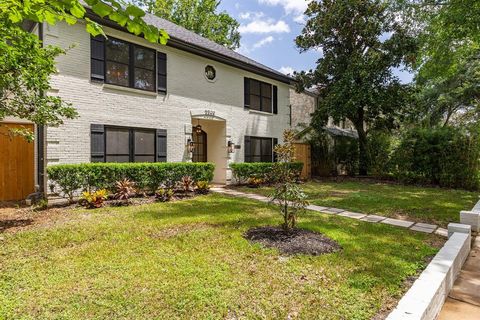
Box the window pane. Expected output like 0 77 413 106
134 46 155 70
134 130 155 154
106 128 130 155
106 61 129 86
106 39 129 64
134 155 155 162
250 95 261 110
261 83 272 98
262 138 273 162
106 155 130 163
250 80 261 95
134 68 155 91
251 138 261 158
262 98 272 112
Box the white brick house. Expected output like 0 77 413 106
36 12 295 187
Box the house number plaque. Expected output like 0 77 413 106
204 110 215 118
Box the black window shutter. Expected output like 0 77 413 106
157 52 167 93
156 129 167 162
273 138 278 162
273 85 278 114
244 135 251 162
91 124 105 162
91 36 105 81
244 78 250 108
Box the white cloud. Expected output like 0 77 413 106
279 66 295 75
293 14 306 24
239 19 290 34
258 0 310 15
239 11 265 20
253 36 275 49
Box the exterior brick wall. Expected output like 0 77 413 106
43 22 291 183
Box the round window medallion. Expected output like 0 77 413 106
205 65 216 81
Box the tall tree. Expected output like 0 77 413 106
136 0 241 50
295 0 416 175
0 0 169 139
411 0 480 127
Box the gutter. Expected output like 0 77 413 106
37 22 46 196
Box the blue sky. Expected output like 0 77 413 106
217 0 413 83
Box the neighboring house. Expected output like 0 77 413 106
0 12 295 201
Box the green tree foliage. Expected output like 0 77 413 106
0 0 169 139
0 20 77 141
135 0 241 50
295 0 417 175
270 130 308 231
410 0 480 127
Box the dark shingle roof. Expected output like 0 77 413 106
141 13 293 83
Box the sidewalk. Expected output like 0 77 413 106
211 187 448 237
438 237 480 320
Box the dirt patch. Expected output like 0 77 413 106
150 223 215 239
244 226 341 256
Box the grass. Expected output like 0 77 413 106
0 194 440 319
236 180 479 227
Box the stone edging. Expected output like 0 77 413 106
386 224 472 320
211 187 448 237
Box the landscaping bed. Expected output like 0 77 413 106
233 179 478 227
0 193 442 319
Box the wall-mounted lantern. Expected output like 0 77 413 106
187 138 195 153
227 140 235 153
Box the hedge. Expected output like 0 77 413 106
391 127 480 190
47 162 215 198
230 162 304 184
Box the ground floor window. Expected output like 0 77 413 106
244 136 277 162
91 124 167 163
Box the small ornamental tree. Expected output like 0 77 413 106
270 129 308 231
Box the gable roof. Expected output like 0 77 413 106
85 8 294 84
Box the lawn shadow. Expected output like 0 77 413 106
0 219 33 233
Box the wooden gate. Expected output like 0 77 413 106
0 123 35 201
294 143 311 180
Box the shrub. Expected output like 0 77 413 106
47 162 215 199
391 127 480 190
195 181 211 194
155 187 174 202
81 189 108 209
270 130 308 231
230 162 303 184
114 179 136 203
366 130 395 178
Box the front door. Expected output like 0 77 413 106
192 128 207 162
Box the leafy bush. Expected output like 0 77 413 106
80 189 108 209
270 130 308 231
195 181 211 194
48 162 215 199
391 127 480 190
366 130 395 178
155 187 174 202
230 162 303 184
114 179 136 203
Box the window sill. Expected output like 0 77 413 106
248 109 274 116
102 83 159 97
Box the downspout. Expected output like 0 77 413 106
37 22 46 197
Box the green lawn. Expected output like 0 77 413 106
0 194 439 319
236 180 479 227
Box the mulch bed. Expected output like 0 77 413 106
244 226 342 256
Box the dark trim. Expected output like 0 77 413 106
37 22 45 195
84 10 293 85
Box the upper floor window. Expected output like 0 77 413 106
244 78 278 114
91 36 167 93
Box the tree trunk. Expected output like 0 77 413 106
354 108 368 176
357 126 368 176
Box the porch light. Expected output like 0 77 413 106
187 139 195 153
227 140 235 153
194 119 202 134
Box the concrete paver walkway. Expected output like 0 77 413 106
211 187 448 237
438 237 480 319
